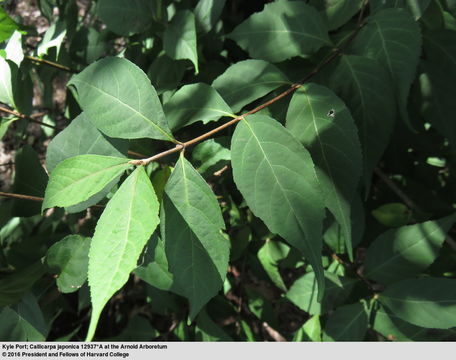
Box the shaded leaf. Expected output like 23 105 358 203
364 214 456 284
42 155 131 210
371 203 411 227
192 137 231 176
97 0 154 36
86 166 160 341
161 155 229 319
0 262 46 307
147 52 187 95
370 0 431 19
286 271 356 315
350 8 421 128
195 309 232 341
134 234 173 291
329 55 396 191
421 30 456 148
323 302 368 341
212 59 289 113
257 239 289 291
46 235 91 293
164 10 199 73
373 303 429 341
12 145 48 217
380 278 456 329
68 57 174 141
164 83 233 131
228 2 331 62
231 115 326 298
0 294 47 341
286 83 361 260
309 0 364 30
110 316 158 341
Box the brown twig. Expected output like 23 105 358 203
0 191 44 202
129 19 367 167
0 105 58 130
24 55 78 73
262 322 286 342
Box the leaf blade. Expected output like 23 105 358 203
86 166 160 341
161 155 229 319
42 155 131 211
231 114 326 299
286 83 362 260
68 57 174 141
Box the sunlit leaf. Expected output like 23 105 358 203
86 166 160 341
161 155 229 319
68 57 174 141
42 155 131 210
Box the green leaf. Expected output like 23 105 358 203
195 309 232 341
192 137 231 176
12 145 48 217
371 203 411 227
350 8 421 128
42 155 131 211
164 10 199 73
421 30 456 148
97 0 154 36
37 19 66 58
5 30 23 65
286 271 356 315
46 235 91 293
329 55 396 191
0 7 18 43
370 0 431 20
151 166 172 204
286 83 362 260
309 0 364 30
379 278 456 329
134 234 173 291
110 316 158 341
147 52 187 95
163 83 234 131
228 2 331 62
293 315 321 342
323 302 368 341
324 194 365 254
231 114 326 298
0 117 16 140
212 60 289 113
45 112 128 173
364 214 456 285
68 57 174 141
0 262 46 307
0 294 47 341
0 57 15 108
86 166 160 341
373 304 430 341
161 155 229 319
194 0 226 34
257 239 289 291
